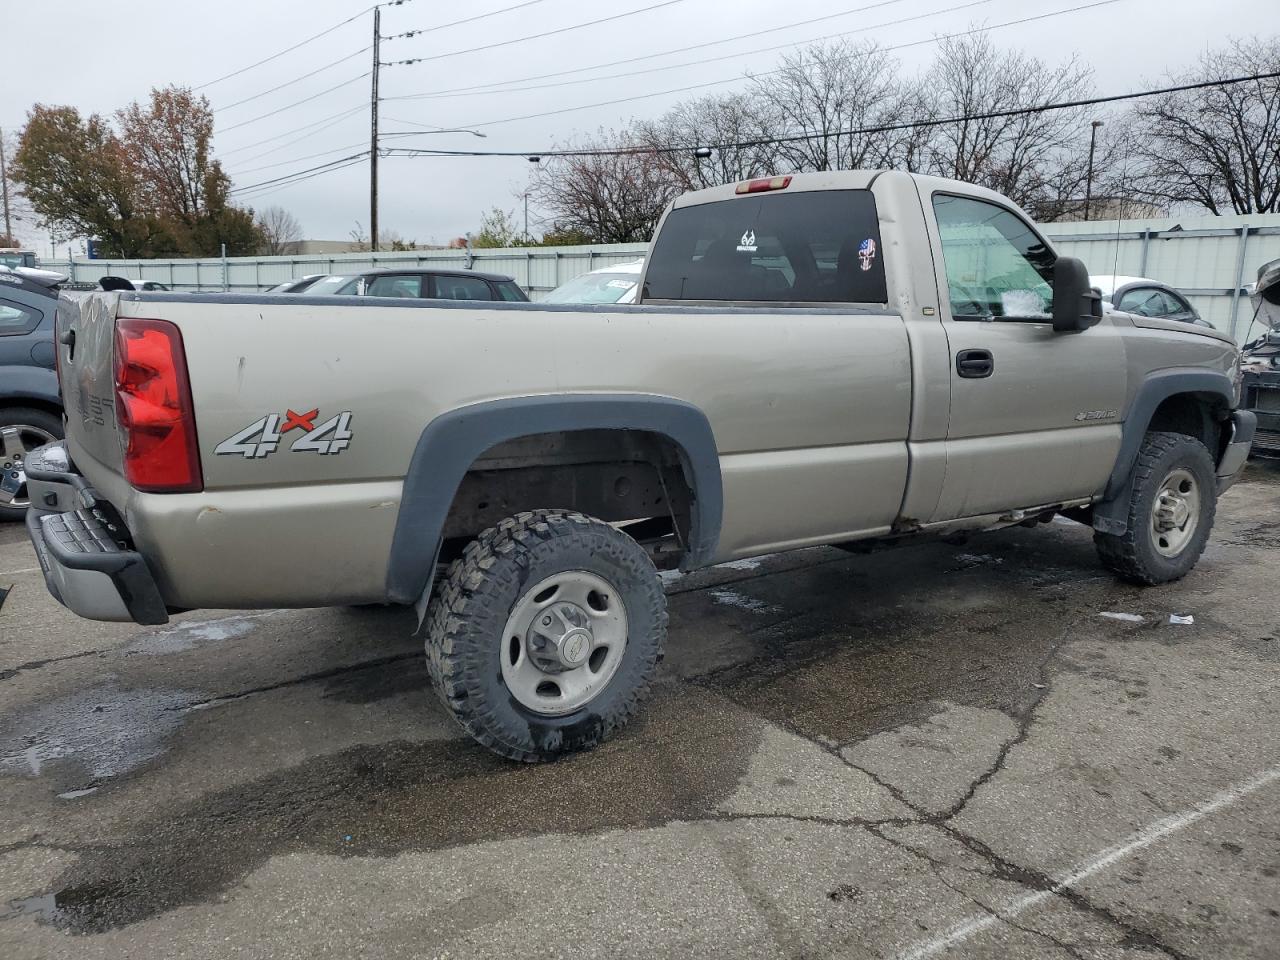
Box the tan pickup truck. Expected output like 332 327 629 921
26 170 1254 761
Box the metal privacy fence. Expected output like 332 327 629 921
50 213 1280 341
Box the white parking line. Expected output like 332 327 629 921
0 567 40 577
896 765 1280 960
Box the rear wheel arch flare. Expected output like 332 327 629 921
385 394 723 606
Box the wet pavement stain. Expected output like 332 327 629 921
3 517 1262 941
675 534 1101 744
0 682 202 784
322 656 432 705
124 612 280 655
21 685 766 934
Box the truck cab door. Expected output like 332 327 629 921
922 190 1126 521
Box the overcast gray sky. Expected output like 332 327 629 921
2 0 1270 253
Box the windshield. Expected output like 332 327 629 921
309 275 361 295
0 253 34 269
545 272 638 304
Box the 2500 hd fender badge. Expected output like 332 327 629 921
215 408 353 458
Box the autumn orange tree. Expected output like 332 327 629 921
14 86 262 257
14 105 168 257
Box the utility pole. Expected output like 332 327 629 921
0 127 12 244
1083 120 1103 222
369 6 381 253
523 192 529 244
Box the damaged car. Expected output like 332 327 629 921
1240 257 1280 458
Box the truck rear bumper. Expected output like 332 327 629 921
23 442 169 625
1216 409 1256 494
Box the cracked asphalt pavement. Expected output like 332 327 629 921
2 465 1279 959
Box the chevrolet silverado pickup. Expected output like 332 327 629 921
26 170 1254 761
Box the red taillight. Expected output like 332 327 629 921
113 318 203 493
735 175 792 195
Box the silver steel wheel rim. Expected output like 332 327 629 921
0 424 56 509
1150 467 1200 558
500 569 629 717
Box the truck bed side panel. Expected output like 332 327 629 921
80 296 913 606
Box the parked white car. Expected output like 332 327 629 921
1092 275 1211 328
543 259 643 304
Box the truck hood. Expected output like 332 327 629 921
1118 309 1237 347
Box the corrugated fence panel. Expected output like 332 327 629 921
48 217 1279 339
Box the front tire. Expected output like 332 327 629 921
425 510 666 761
1094 431 1217 585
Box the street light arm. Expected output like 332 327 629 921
381 129 488 138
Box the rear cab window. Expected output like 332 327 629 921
642 189 888 304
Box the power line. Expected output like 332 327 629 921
214 47 371 111
385 0 553 39
457 0 1122 130
218 73 371 133
402 0 996 102
383 0 685 66
229 0 1103 195
194 4 376 89
230 152 370 197
230 141 372 177
386 0 918 101
220 104 367 156
379 68 1280 161
227 106 369 165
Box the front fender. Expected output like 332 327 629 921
385 394 723 606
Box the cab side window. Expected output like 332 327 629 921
932 194 1055 321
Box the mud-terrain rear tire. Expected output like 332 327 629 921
0 407 63 521
425 509 666 762
1094 431 1217 585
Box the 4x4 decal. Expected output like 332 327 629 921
214 409 353 458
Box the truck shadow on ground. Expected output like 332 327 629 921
4 522 1206 934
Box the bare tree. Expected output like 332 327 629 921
634 92 779 190
0 126 36 247
347 221 370 252
923 32 1097 215
256 204 303 255
1126 38 1280 214
529 130 680 242
746 41 923 173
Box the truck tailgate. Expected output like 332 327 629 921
56 292 127 475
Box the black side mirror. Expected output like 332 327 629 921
1051 257 1102 333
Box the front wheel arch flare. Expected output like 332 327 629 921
1093 370 1232 536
